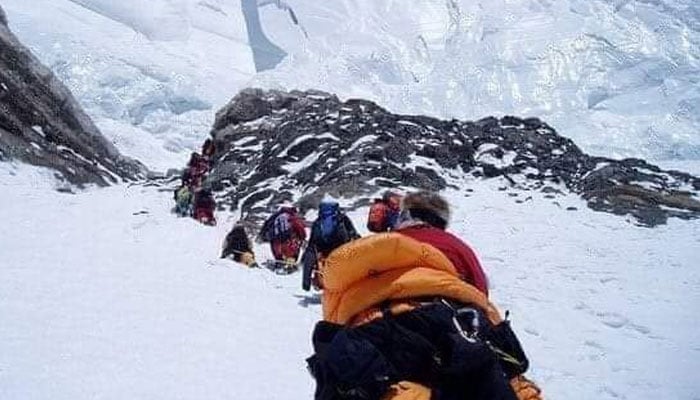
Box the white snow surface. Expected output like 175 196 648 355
1 162 699 399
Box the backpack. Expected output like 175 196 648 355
319 202 346 242
308 300 530 400
175 186 191 204
367 200 389 232
313 202 353 255
271 212 293 241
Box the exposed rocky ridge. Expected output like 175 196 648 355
206 88 700 227
0 6 144 186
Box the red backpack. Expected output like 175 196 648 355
366 200 389 232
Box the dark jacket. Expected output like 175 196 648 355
202 139 216 159
221 224 253 261
309 213 360 257
193 191 216 224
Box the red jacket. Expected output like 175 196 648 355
290 213 307 241
270 212 307 260
396 225 489 296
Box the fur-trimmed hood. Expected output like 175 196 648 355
402 191 450 228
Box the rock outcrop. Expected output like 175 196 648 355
205 89 700 227
0 6 144 186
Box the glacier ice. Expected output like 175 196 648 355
67 0 191 41
3 0 256 171
255 0 700 161
3 0 700 170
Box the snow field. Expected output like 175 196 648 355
1 162 699 399
0 163 317 400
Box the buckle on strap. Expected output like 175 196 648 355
440 299 480 343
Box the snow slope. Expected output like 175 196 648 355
1 162 699 399
0 163 317 399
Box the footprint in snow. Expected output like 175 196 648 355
599 385 625 399
599 276 619 284
584 340 604 350
628 323 651 335
524 327 540 337
583 340 606 362
596 312 653 337
597 312 628 329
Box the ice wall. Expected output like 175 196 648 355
255 0 700 161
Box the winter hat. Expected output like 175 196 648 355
382 190 401 202
278 201 296 212
401 191 450 229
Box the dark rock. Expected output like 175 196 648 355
203 88 700 227
213 88 273 130
522 117 547 130
475 116 499 130
483 164 502 178
0 6 144 186
56 187 74 194
541 186 563 194
500 116 524 127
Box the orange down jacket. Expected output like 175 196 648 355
318 233 542 400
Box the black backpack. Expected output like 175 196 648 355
313 202 351 255
307 300 528 400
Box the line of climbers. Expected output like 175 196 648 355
219 189 542 399
221 202 309 272
173 139 217 225
220 191 388 276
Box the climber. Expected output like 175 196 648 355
221 222 258 268
366 190 402 232
258 203 307 271
187 152 201 169
301 198 360 290
173 184 193 217
306 233 542 400
193 188 217 226
186 152 209 177
395 190 489 296
201 138 216 160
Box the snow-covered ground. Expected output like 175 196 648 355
0 163 317 400
1 162 698 399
